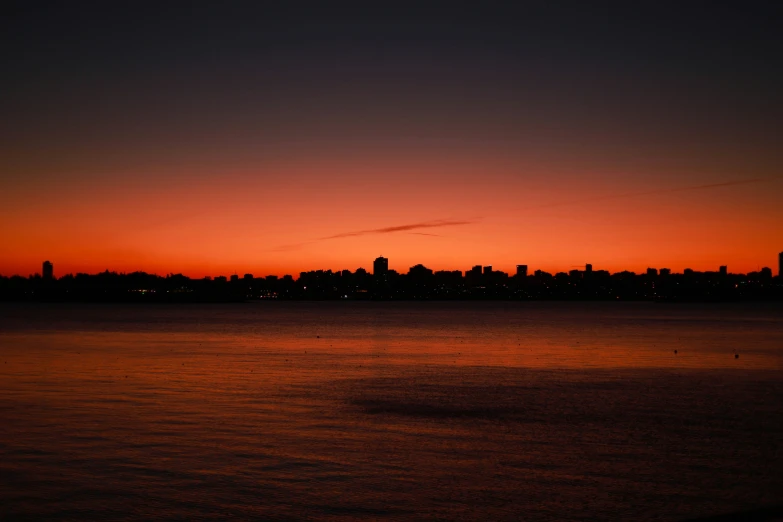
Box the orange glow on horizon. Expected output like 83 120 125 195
3 3 782 282
2 155 781 279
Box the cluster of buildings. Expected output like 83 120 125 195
26 252 783 284
0 254 780 302
366 255 783 282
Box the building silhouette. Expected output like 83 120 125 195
2 252 782 302
373 256 389 277
408 264 433 286
42 260 53 280
466 265 482 286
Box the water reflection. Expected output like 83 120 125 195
1 303 782 520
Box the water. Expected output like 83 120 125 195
1 302 781 521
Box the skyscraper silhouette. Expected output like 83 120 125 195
42 260 53 280
516 265 528 278
779 252 783 277
373 256 389 277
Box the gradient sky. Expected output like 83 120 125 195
2 2 781 277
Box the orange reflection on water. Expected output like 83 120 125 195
1 303 782 520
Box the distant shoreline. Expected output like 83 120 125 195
2 296 782 304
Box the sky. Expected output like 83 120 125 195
1 2 782 277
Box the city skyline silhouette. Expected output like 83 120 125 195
2 254 780 303
3 253 782 281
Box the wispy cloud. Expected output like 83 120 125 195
319 219 477 240
267 177 775 252
267 219 476 252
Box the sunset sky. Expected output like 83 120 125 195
1 3 781 277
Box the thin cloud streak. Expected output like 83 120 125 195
269 177 774 252
268 219 475 252
319 219 477 240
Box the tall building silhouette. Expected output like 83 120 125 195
466 265 482 286
516 265 528 278
585 264 593 274
42 260 53 280
719 265 727 276
373 256 388 277
779 251 783 277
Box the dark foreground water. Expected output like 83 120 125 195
0 302 781 521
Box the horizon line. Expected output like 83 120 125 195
6 259 782 280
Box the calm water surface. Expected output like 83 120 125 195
1 302 781 521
